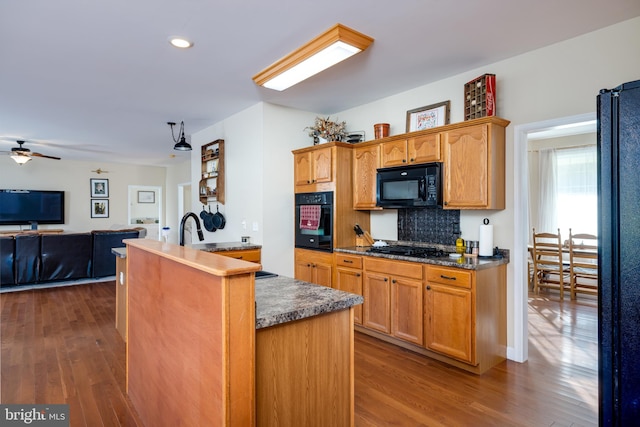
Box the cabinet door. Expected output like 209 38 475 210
294 152 313 186
314 261 333 287
442 124 489 208
294 256 314 283
353 144 381 210
391 277 423 345
425 283 474 364
381 139 408 167
363 272 391 333
312 146 333 184
335 267 363 324
408 133 442 163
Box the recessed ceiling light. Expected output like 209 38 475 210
169 37 193 49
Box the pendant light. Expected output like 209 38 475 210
168 121 192 151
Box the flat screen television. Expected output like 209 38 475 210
0 189 65 227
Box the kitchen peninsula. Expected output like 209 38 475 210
124 239 362 427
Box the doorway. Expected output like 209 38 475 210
128 185 163 240
512 112 596 362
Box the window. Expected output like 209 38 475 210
556 146 597 237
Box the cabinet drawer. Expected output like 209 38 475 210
218 249 261 263
364 257 422 280
426 266 471 289
335 254 362 269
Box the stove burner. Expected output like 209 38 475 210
367 245 446 258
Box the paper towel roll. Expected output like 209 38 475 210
479 220 493 257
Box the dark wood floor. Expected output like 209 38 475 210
1 282 597 427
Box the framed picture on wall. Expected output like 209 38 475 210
91 199 109 218
406 100 451 132
137 191 155 203
90 178 109 198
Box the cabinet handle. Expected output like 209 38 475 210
392 279 397 283
402 159 407 163
410 158 415 162
426 285 431 290
307 180 311 184
444 201 448 206
343 259 353 263
384 278 388 282
307 263 311 267
356 273 361 277
440 275 457 280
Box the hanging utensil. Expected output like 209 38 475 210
212 204 226 230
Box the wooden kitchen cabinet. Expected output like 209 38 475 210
391 275 424 346
363 257 423 344
216 248 261 263
334 254 363 324
424 266 473 363
294 248 332 287
294 146 332 188
362 271 391 333
442 119 508 209
353 144 381 210
423 264 507 373
380 133 442 168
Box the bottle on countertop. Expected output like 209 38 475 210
456 237 466 255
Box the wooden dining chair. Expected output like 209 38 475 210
568 229 598 300
532 228 571 300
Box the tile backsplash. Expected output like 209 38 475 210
397 208 461 245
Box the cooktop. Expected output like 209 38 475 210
366 245 447 259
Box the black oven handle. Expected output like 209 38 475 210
418 177 427 201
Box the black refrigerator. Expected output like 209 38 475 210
598 79 640 426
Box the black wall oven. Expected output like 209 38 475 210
295 191 333 252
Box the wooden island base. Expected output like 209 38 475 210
125 239 358 427
256 308 354 427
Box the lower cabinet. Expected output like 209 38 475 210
294 248 333 287
424 266 473 364
351 253 506 374
334 254 363 324
217 248 261 263
363 257 423 344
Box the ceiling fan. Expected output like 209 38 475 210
2 140 61 165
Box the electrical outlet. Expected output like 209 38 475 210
252 221 259 231
241 219 247 230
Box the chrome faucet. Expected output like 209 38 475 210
179 212 205 246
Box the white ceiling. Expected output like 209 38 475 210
1 0 639 166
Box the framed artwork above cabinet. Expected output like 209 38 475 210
199 139 225 205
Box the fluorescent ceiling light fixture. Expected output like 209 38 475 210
252 24 374 91
169 37 193 49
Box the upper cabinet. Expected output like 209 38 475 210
353 144 381 210
199 140 225 205
442 119 508 209
293 146 333 190
381 133 442 168
353 116 509 211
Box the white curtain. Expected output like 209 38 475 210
537 148 558 234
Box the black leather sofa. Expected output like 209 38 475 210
0 229 141 288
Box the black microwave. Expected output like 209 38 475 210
376 163 442 208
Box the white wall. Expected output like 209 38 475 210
0 156 169 233
190 102 316 276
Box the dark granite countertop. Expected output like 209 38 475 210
191 241 262 252
255 276 363 329
335 246 509 270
